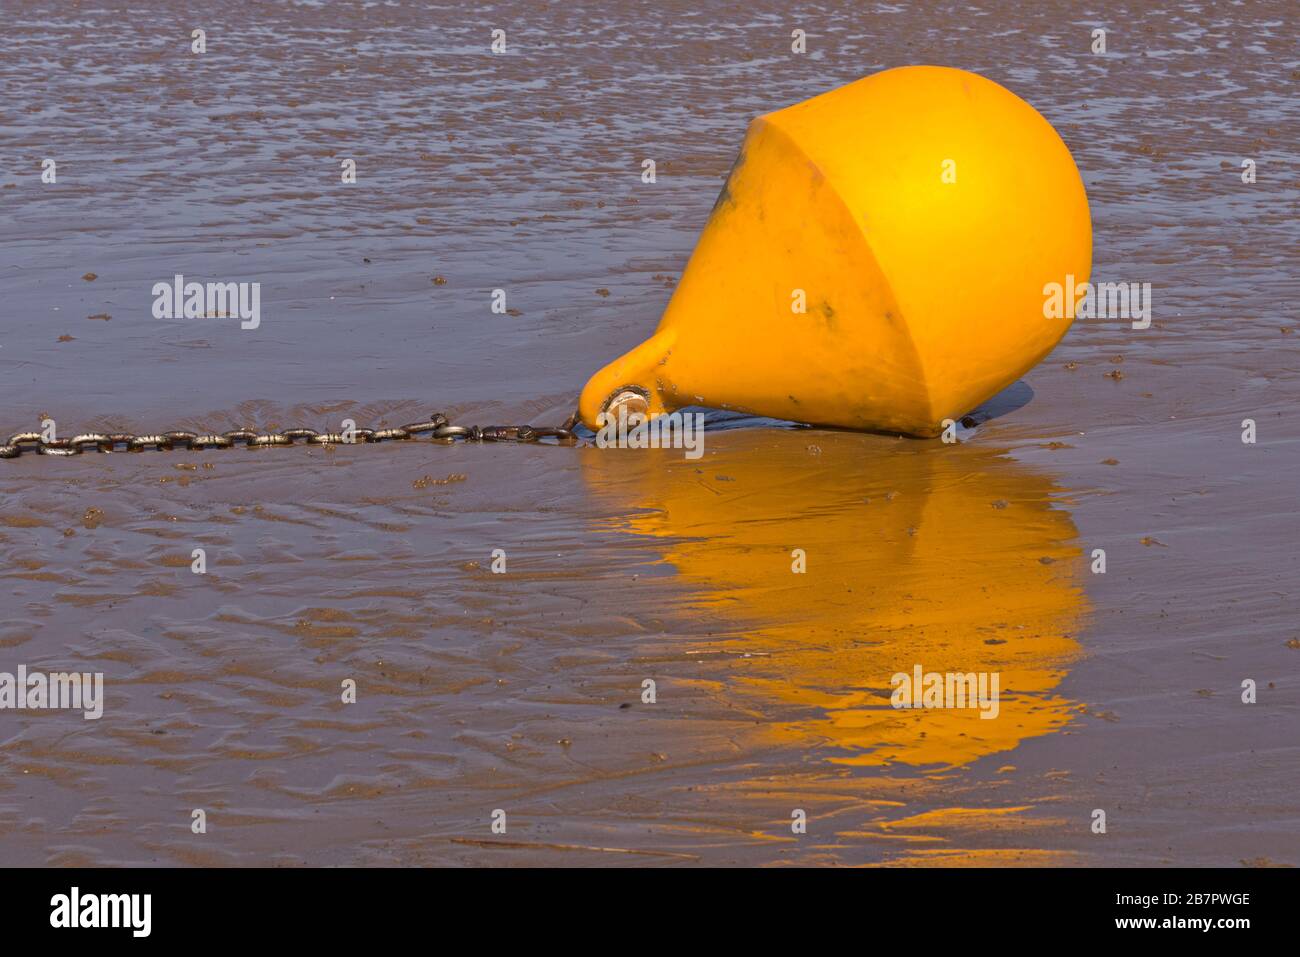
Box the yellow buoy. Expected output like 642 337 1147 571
578 65 1091 437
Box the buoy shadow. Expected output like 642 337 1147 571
649 379 1036 436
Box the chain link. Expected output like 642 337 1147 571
0 411 583 459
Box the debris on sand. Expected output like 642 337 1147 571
413 473 467 489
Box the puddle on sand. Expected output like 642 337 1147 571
0 415 1088 866
574 426 1089 864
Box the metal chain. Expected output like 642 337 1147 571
0 411 582 459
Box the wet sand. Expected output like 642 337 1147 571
1 1 1297 865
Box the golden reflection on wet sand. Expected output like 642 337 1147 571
581 424 1089 861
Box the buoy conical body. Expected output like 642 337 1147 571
579 65 1091 437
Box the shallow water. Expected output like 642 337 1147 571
1 1 1297 865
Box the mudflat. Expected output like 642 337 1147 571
0 1 1295 865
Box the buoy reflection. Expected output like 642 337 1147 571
580 424 1087 771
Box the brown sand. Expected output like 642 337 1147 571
0 1 1295 865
